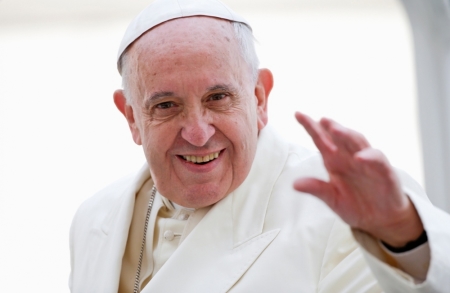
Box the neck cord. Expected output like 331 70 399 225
133 185 157 293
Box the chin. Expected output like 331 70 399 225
175 184 230 208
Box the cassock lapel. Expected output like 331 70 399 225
92 165 159 292
142 126 289 292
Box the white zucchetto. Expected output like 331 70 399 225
116 0 251 73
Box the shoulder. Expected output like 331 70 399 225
74 175 132 219
70 164 150 236
264 134 338 236
279 141 329 187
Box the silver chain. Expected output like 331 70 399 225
133 185 157 293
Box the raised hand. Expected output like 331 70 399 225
293 112 423 247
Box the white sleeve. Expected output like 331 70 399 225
352 169 450 292
380 241 430 282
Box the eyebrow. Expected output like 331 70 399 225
144 91 175 109
207 84 236 93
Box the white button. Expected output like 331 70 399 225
178 213 190 221
164 230 175 241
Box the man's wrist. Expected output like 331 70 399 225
381 230 428 253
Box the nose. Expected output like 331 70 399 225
180 111 215 147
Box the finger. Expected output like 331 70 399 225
293 177 337 207
354 148 399 183
320 118 370 154
295 112 337 154
354 148 407 208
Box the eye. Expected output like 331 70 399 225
208 93 227 101
150 100 181 121
156 101 176 109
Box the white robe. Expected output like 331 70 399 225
69 125 450 292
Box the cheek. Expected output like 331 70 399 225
228 113 258 165
243 100 260 138
140 125 176 166
230 127 258 191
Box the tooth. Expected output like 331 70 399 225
182 152 221 163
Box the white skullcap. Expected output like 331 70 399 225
117 0 251 73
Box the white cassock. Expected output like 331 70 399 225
69 125 450 293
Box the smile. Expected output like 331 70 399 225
182 151 220 164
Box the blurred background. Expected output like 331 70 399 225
1 0 448 291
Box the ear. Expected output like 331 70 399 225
254 68 273 130
113 89 142 145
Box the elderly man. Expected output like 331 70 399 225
69 0 450 292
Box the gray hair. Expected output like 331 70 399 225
119 21 259 102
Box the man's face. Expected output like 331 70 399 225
115 17 272 208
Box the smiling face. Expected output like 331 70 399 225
114 17 273 208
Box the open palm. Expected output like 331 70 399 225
293 112 423 247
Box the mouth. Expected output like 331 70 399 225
180 150 221 165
